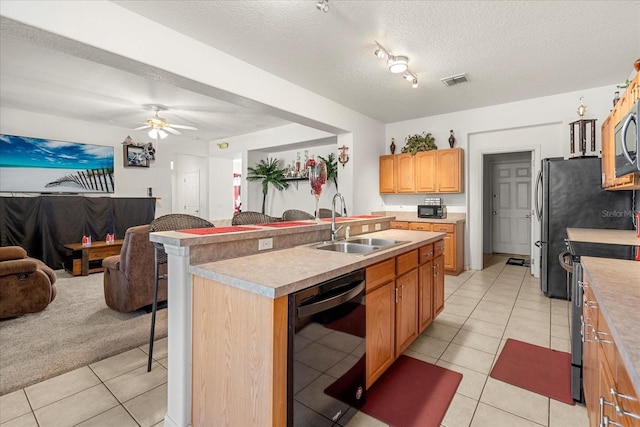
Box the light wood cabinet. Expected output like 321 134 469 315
601 71 639 190
390 221 410 230
433 240 445 317
415 148 464 193
380 148 464 194
366 241 443 389
395 250 419 356
404 221 464 275
379 155 396 193
418 244 434 333
582 277 640 427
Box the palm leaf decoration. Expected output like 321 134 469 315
318 153 338 191
246 157 289 214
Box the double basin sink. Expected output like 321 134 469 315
313 237 407 255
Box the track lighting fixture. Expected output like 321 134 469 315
374 41 418 88
316 0 329 13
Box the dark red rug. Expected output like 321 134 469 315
327 355 462 427
490 338 574 405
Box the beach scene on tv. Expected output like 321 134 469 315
0 134 115 193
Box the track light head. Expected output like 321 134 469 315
388 56 408 73
316 0 329 13
412 78 418 88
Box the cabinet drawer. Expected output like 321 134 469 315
431 223 454 233
434 239 445 256
419 244 434 264
409 222 431 231
390 221 409 230
366 258 395 292
396 250 418 276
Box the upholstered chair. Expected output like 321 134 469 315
317 208 341 218
102 225 163 313
0 246 57 319
282 209 315 221
231 211 281 225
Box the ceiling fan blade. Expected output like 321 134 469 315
164 126 182 135
133 124 150 130
169 124 198 131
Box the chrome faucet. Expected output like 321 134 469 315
331 193 346 241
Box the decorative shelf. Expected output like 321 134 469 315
283 177 308 190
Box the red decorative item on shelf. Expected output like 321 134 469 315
309 161 327 220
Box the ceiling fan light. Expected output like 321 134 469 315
388 56 408 73
149 129 168 139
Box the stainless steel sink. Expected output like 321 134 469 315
314 242 380 254
346 237 405 247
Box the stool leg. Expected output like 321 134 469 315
148 249 160 372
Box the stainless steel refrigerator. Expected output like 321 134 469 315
535 156 636 300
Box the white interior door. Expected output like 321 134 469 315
182 171 200 215
491 161 532 255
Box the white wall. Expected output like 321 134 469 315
386 84 619 271
0 107 208 217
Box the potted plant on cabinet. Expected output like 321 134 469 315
401 132 437 155
246 158 289 214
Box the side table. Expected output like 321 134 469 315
64 240 124 276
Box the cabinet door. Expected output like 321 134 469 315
442 233 455 271
415 151 437 192
601 116 615 188
390 221 410 230
433 254 445 317
418 260 433 333
366 280 395 388
437 148 463 192
395 269 419 356
582 285 599 425
409 222 431 231
379 155 396 193
395 154 415 193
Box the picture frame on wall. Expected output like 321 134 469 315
124 145 149 168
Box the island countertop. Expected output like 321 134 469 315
581 256 640 395
189 229 445 298
372 211 466 224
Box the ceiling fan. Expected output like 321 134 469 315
133 105 198 139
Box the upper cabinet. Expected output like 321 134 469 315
380 148 464 194
601 71 639 190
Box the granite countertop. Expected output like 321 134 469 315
190 229 445 298
567 228 640 246
581 256 640 395
372 211 466 224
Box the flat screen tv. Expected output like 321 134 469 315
0 134 115 193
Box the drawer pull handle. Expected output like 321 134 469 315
593 329 613 344
610 388 640 420
602 415 623 426
583 299 598 309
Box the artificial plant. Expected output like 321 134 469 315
401 132 437 155
318 153 338 191
245 157 289 214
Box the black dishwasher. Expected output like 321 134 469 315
287 269 366 426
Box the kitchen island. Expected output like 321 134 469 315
148 216 443 427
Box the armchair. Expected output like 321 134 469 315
102 225 165 313
0 246 57 319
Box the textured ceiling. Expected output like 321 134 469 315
1 1 639 145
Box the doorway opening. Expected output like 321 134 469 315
482 151 533 268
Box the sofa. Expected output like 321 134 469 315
102 225 167 313
0 246 57 319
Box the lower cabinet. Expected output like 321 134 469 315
582 278 640 427
366 240 444 389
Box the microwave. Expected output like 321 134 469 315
614 99 639 178
417 205 447 219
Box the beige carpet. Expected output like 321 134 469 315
0 270 167 395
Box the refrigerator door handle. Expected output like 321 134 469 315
534 240 543 247
534 169 543 221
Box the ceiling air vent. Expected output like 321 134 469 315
440 73 469 87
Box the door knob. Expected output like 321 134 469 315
525 214 532 218
492 211 497 215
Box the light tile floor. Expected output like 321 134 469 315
0 254 589 427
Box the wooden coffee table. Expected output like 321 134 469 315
64 240 124 276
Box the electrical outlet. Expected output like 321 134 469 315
258 238 273 250
362 225 369 232
374 223 381 231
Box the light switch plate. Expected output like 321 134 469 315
362 225 369 232
375 223 381 231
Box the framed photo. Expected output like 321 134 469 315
124 145 149 168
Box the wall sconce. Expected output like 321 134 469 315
338 145 349 168
217 142 229 149
374 41 418 88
